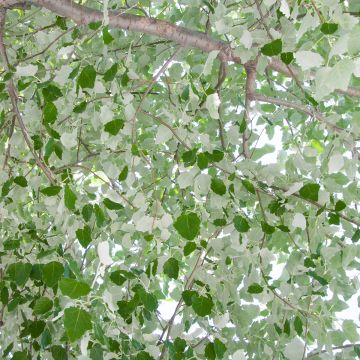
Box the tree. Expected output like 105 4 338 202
0 0 359 359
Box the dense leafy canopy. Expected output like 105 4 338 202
0 0 360 359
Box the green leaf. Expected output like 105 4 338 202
43 102 58 124
210 178 226 195
64 185 77 210
102 26 114 44
104 118 124 135
242 179 255 194
261 221 276 234
280 52 294 65
31 134 43 150
117 297 139 320
213 218 226 226
42 261 64 287
191 294 213 317
352 229 360 243
50 345 68 360
197 153 209 169
320 23 338 34
261 39 282 56
103 198 124 210
182 290 197 306
135 351 155 360
13 176 27 187
64 307 92 342
82 204 93 222
247 283 263 294
205 150 224 162
283 319 290 336
182 148 197 167
308 271 328 286
33 297 53 315
205 343 215 360
118 165 128 181
233 215 250 233
174 212 200 240
78 65 96 89
214 338 227 358
163 257 179 279
137 288 158 312
103 63 118 82
328 212 340 225
88 21 102 30
335 200 346 212
94 204 105 227
29 320 45 338
7 262 32 286
76 225 92 248
59 278 91 298
73 101 87 113
174 337 187 353
12 351 29 360
110 271 127 286
294 316 303 335
42 84 62 102
40 185 61 196
184 241 196 256
299 183 320 202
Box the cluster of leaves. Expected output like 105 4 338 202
0 0 360 359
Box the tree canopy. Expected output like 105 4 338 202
0 0 360 359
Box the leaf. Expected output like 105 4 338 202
7 262 32 286
320 23 338 34
261 39 282 56
205 343 216 360
163 257 179 279
43 102 58 124
280 52 294 65
42 261 64 287
64 185 77 210
210 178 226 195
73 101 87 113
197 153 209 169
82 204 93 222
33 297 53 315
261 221 276 234
12 351 29 360
31 135 43 150
174 212 200 240
182 148 197 167
118 165 128 182
103 63 118 82
214 338 227 358
76 225 92 248
13 176 27 187
299 183 320 202
242 179 255 194
40 185 61 196
352 229 360 243
335 200 346 212
117 298 139 320
103 198 123 210
205 150 224 162
64 307 92 342
182 290 197 306
110 271 127 286
137 288 158 312
29 320 45 338
247 283 263 294
59 278 90 298
51 345 68 360
102 26 114 44
308 271 328 286
42 84 62 102
78 65 96 89
233 215 250 233
104 118 124 135
184 242 197 256
94 204 105 227
191 294 213 317
213 218 226 227
294 316 303 335
283 319 290 336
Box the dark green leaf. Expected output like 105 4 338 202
31 135 43 150
73 101 87 113
88 21 102 30
299 183 320 202
205 343 215 360
103 198 124 210
12 351 29 360
328 212 340 225
103 63 118 82
42 261 64 287
308 271 328 286
261 39 282 56
205 150 224 162
294 316 303 335
40 186 61 196
233 215 250 233
214 338 227 358
191 294 213 317
118 165 128 181
280 52 294 65
110 270 127 286
29 320 46 338
213 218 226 227
33 297 53 315
174 212 200 240
184 242 197 256
283 319 290 335
7 262 32 286
182 290 197 306
320 23 338 34
197 152 209 170
102 26 114 44
64 307 92 342
59 278 91 298
82 204 93 222
94 204 105 227
242 179 256 194
78 65 96 89
51 345 68 360
64 185 77 210
261 221 276 234
182 149 197 167
210 178 226 195
163 257 179 279
13 176 27 187
43 102 58 124
104 118 124 135
352 229 360 243
76 225 92 248
335 200 346 212
42 84 62 102
247 283 263 294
